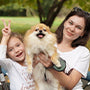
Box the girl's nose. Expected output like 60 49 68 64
14 48 19 53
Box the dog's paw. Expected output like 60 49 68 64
55 62 61 67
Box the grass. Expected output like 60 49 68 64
0 16 63 34
0 16 40 36
0 16 90 70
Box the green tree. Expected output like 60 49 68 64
0 0 67 27
64 0 90 12
0 0 90 28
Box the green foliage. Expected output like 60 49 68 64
64 0 90 12
0 3 26 16
86 39 90 50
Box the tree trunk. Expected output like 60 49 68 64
37 0 67 28
45 0 67 27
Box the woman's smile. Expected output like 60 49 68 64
66 30 74 37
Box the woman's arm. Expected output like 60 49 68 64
48 68 82 90
34 53 83 90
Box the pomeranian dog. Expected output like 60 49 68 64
24 23 62 90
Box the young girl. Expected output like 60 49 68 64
33 7 90 90
0 20 35 90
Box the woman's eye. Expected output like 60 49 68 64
77 26 82 30
69 21 73 25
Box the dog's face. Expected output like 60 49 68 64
35 26 46 39
27 23 51 39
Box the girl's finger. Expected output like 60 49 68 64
8 20 11 28
5 27 8 30
2 19 7 27
2 29 8 33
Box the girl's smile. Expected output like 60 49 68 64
16 51 23 57
7 37 25 64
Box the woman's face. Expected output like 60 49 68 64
7 37 25 63
63 15 85 42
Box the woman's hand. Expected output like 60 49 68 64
33 53 53 68
0 19 11 45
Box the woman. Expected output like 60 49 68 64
34 7 90 90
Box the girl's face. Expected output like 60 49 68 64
7 37 25 64
63 15 85 42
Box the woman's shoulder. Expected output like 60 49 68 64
77 46 90 53
75 46 90 57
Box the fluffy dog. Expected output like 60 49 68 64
24 23 62 90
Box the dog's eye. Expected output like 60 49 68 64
35 29 39 31
43 29 46 31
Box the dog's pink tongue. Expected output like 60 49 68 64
38 35 43 38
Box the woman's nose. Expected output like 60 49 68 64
70 25 75 32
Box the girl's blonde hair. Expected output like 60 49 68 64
8 32 23 43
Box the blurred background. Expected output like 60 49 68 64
0 0 90 89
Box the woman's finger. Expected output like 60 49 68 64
39 56 53 67
39 60 48 67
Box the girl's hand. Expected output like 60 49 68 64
33 53 53 68
0 19 11 45
2 19 11 37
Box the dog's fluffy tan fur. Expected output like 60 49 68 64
24 23 62 90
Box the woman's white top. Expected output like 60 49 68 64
0 45 35 90
55 44 90 90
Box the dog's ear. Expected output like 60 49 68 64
24 28 34 37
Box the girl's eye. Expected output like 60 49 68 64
8 48 13 52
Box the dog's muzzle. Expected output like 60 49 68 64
36 30 45 39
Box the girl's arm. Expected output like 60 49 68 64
0 20 11 58
0 20 12 71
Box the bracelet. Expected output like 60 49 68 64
53 58 66 72
46 57 66 72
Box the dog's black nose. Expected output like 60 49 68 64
39 30 42 33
